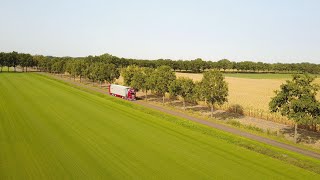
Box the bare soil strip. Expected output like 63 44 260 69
44 73 320 159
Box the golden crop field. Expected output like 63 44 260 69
176 72 320 112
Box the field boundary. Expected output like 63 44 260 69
39 72 320 160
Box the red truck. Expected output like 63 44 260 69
108 84 136 101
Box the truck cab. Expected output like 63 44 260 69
127 89 136 101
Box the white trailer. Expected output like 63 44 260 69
108 84 136 100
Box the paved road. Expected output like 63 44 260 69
45 73 320 159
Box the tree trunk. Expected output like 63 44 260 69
145 90 148 101
1 66 2 72
211 105 214 118
80 76 82 83
14 66 16 72
26 67 28 72
100 81 102 88
204 98 207 105
294 123 298 143
8 66 9 72
74 76 75 81
162 95 165 105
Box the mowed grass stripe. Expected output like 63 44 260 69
0 73 319 179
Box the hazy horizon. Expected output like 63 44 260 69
1 0 319 63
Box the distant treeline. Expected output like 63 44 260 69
0 51 320 74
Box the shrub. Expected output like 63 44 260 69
227 104 244 115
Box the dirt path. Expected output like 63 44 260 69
43 73 320 159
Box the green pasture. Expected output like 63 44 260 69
0 73 319 179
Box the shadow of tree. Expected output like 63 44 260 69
211 111 244 120
281 128 320 144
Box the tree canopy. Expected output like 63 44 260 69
269 74 320 142
200 70 229 117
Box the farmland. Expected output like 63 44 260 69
176 72 320 111
0 72 319 179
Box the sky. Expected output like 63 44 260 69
0 0 319 63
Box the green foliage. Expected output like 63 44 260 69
201 70 228 106
131 69 146 91
190 58 205 73
227 104 244 115
194 81 205 101
51 59 66 74
217 59 232 71
169 77 195 108
0 52 5 71
18 53 35 72
1 51 320 74
269 74 320 129
153 65 176 96
121 65 140 86
104 63 120 83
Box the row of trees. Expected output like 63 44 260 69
2 51 319 136
122 65 228 117
0 51 36 72
0 52 120 86
1 51 320 74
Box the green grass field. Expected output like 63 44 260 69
1 73 320 179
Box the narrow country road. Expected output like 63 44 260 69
44 73 320 159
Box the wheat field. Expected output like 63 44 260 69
176 73 320 112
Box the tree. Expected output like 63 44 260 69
74 59 85 82
201 70 228 117
51 58 66 75
169 77 195 109
10 51 19 72
269 74 320 143
103 63 120 84
190 58 204 73
33 55 47 72
153 66 176 104
121 65 140 86
19 53 34 72
194 81 206 103
0 52 5 72
142 68 155 101
88 62 100 85
65 60 77 80
95 62 119 87
131 70 145 92
81 60 91 80
217 59 232 72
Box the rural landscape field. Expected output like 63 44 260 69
176 72 320 111
1 72 320 179
2 1 320 179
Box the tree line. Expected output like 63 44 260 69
1 51 320 74
1 51 319 136
122 65 228 117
